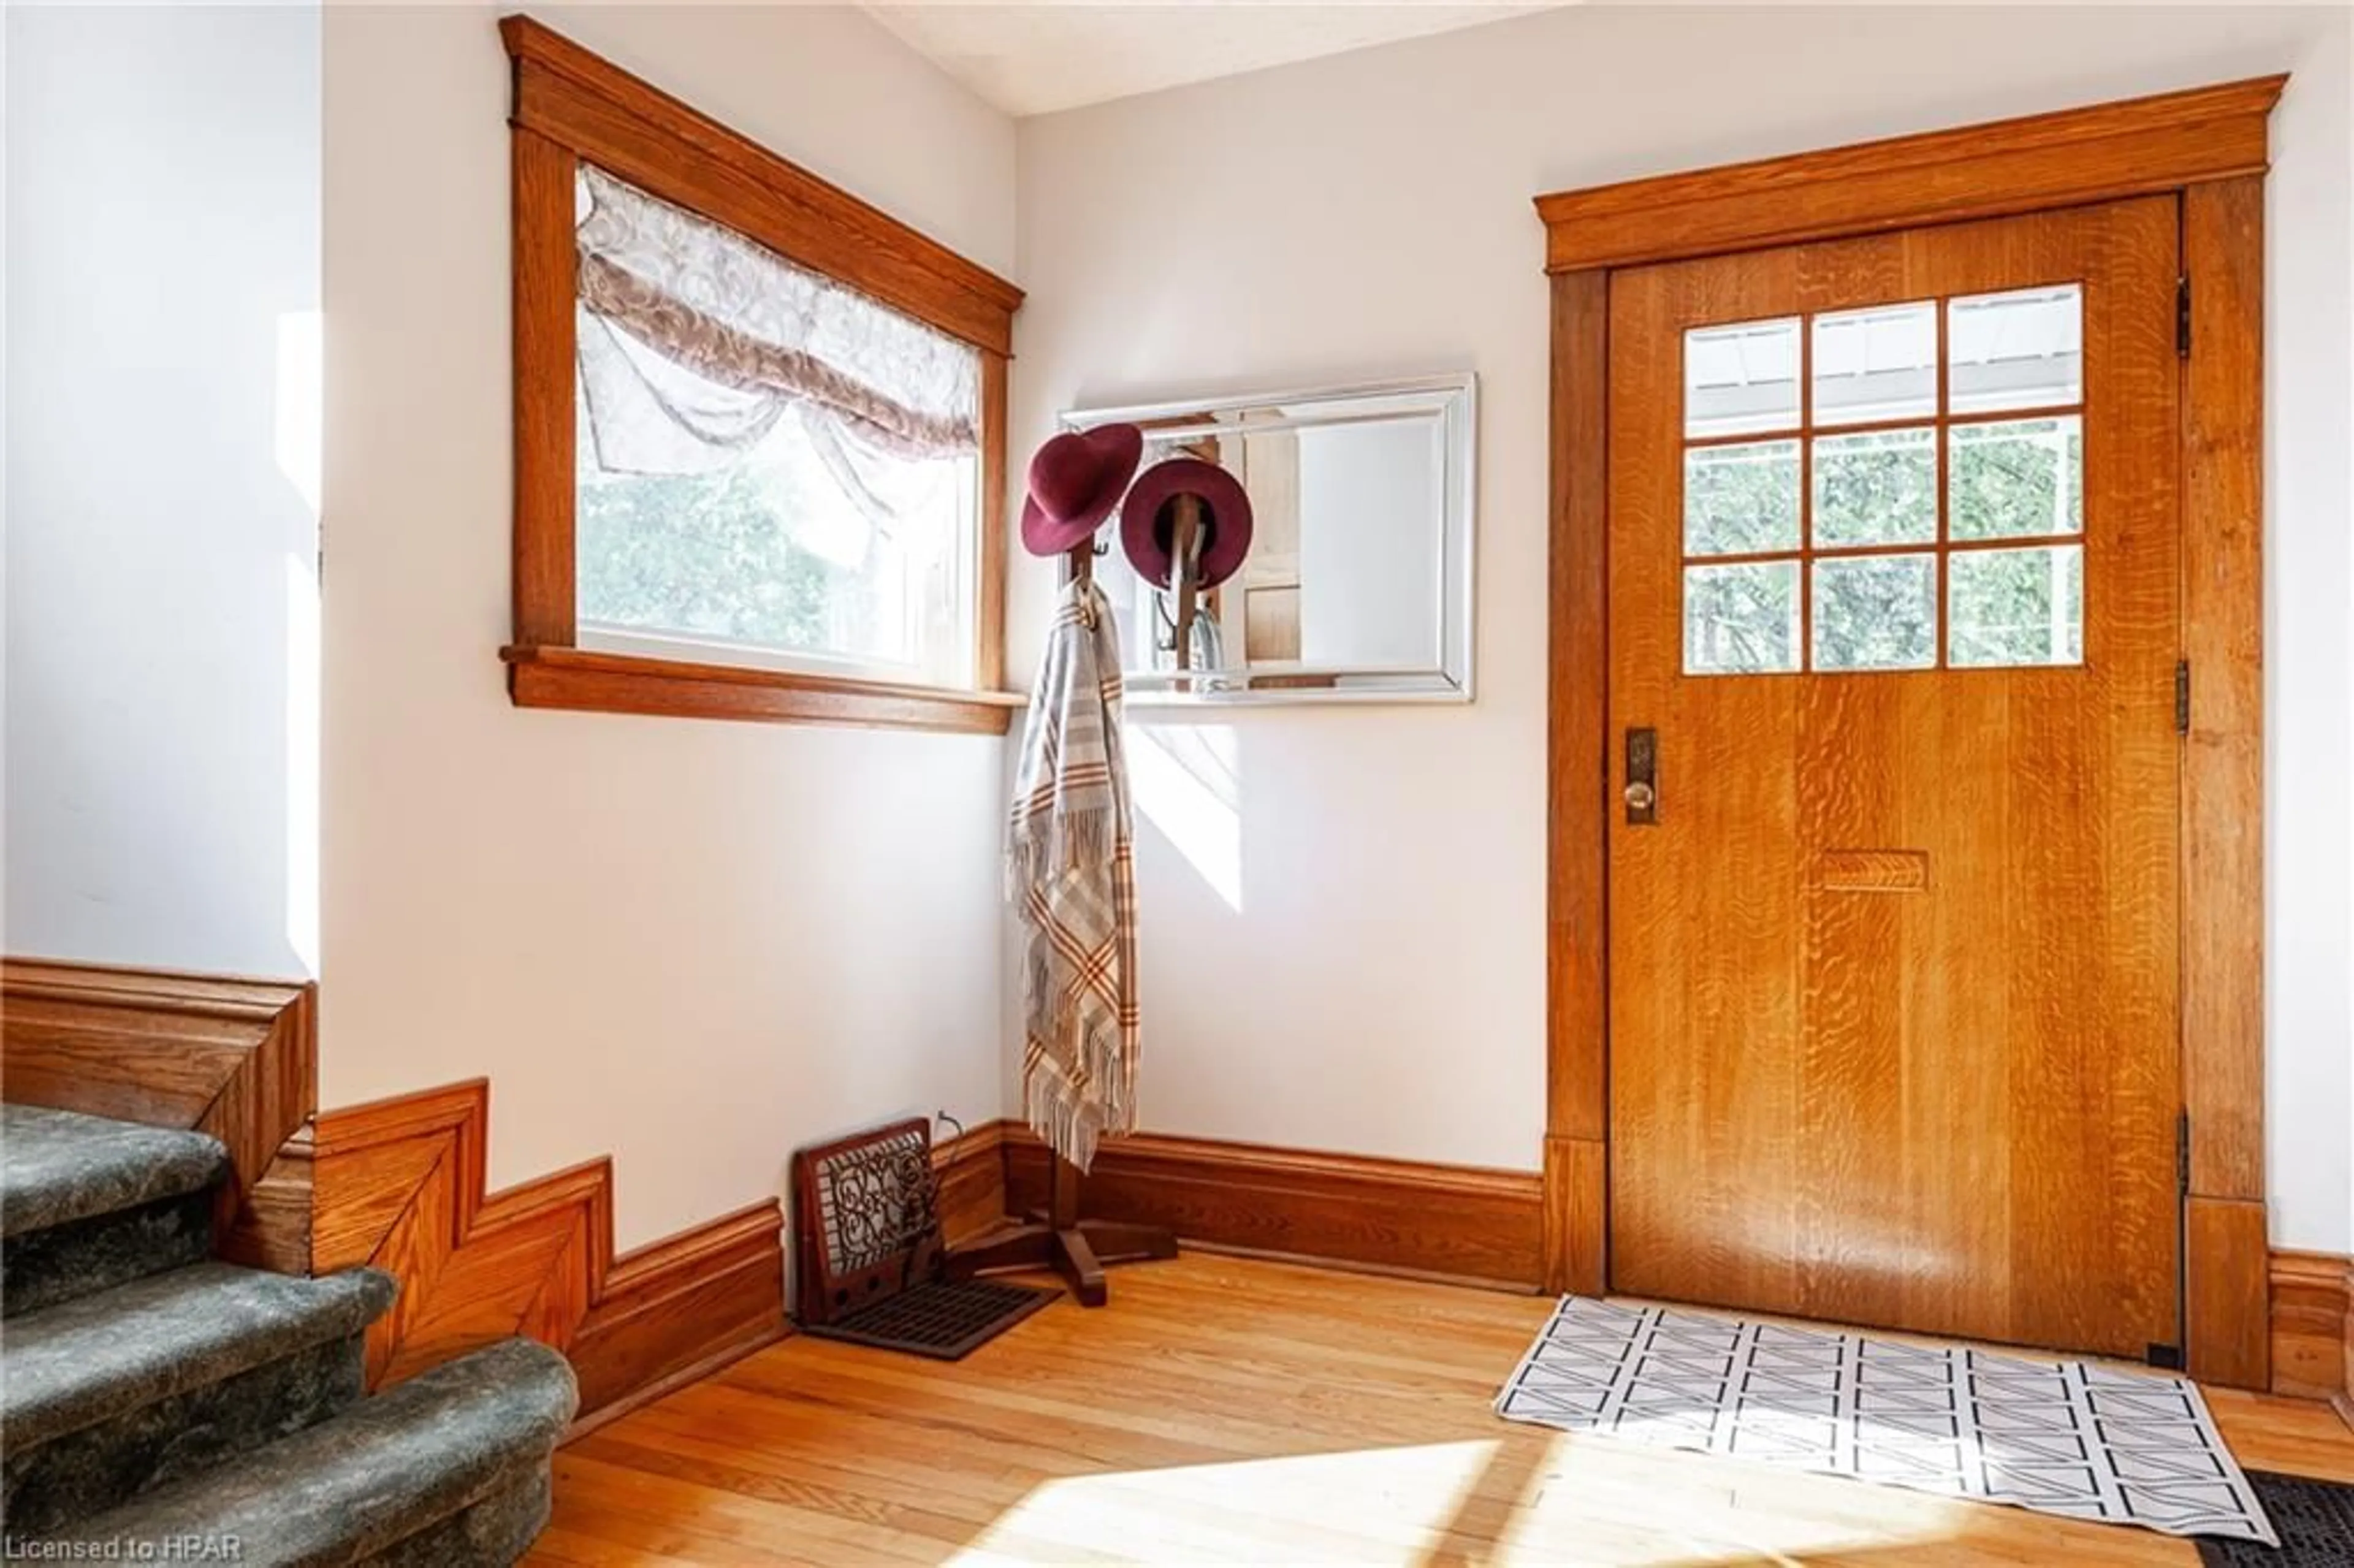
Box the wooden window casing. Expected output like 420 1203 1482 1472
500 17 1023 736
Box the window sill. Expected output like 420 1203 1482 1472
501 645 1018 736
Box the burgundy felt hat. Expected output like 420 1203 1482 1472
1120 458 1255 591
1019 424 1145 557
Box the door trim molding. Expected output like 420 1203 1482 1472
1536 76 2283 273
1536 79 2280 1387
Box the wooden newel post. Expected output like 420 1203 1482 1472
945 523 1179 1307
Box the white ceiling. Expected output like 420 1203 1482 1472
863 2 1568 119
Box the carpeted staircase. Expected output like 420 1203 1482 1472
1 1102 576 1562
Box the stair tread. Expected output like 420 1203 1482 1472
47 1338 578 1565
1 1103 227 1239
2 1262 395 1451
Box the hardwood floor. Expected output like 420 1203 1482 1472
528 1253 2354 1566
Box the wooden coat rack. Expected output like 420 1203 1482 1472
947 1150 1176 1307
1166 493 1203 676
946 519 1186 1306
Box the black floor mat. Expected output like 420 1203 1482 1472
2201 1471 2354 1565
799 1276 1056 1360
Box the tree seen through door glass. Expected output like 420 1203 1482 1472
1684 560 1800 674
1949 416 2082 540
1949 545 2084 666
1811 427 1937 546
1813 554 1937 671
1684 440 1800 555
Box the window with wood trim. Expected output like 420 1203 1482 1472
500 17 1023 735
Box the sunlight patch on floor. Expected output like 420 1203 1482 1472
1493 1433 1994 1565
947 1431 1989 1566
950 1439 1509 1564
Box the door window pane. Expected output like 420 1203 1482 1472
1685 440 1800 555
1677 280 2092 680
1685 560 1800 674
1813 554 1937 671
1948 286 2082 414
1811 427 1937 547
1949 545 2084 667
1949 416 2082 540
1685 318 1800 438
1812 301 1937 427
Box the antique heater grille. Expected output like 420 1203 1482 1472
790 1117 1053 1359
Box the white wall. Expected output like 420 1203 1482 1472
1011 6 2354 1250
6 4 322 980
322 4 1016 1247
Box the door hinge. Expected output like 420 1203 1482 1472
2177 1111 2192 1195
2174 660 2191 734
2177 276 2192 358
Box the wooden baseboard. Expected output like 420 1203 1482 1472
2270 1249 2354 1413
996 1123 1544 1290
988 1120 2345 1399
932 1118 1011 1244
312 1078 785 1423
562 1317 785 1444
566 1200 787 1421
2 957 316 1271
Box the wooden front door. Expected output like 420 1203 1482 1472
1606 197 2184 1360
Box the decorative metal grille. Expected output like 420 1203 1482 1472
811 1121 936 1277
790 1116 1053 1358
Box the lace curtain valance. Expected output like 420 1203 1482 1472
574 164 980 479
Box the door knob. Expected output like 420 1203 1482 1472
1625 727 1658 825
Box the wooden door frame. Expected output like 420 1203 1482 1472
1537 75 2285 1388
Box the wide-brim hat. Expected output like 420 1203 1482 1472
1119 458 1255 591
1020 424 1144 557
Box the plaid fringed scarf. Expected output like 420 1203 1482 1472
1010 577 1139 1173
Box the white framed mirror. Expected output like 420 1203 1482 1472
1061 374 1476 704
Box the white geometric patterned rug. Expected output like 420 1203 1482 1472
1495 1297 2278 1546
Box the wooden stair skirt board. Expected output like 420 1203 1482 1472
996 1124 1547 1292
1 957 317 1273
312 1079 785 1433
0 957 791 1434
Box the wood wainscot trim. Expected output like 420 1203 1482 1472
500 17 1024 736
1 958 316 1273
1536 77 2282 1387
313 1078 784 1429
1000 1126 1544 1291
